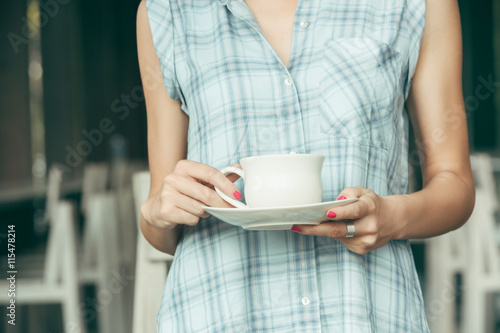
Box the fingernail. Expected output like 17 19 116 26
233 190 242 199
327 211 337 218
337 196 347 200
291 226 302 233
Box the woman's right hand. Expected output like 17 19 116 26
140 160 242 230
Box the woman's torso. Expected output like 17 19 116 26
147 0 429 331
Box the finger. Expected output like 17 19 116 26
170 193 209 219
176 160 242 200
325 200 369 221
327 186 365 218
335 186 366 201
326 187 375 220
166 174 234 208
167 206 201 226
336 238 374 255
292 221 349 238
294 217 371 238
152 200 200 227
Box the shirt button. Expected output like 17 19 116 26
285 77 293 86
301 296 310 306
300 20 310 29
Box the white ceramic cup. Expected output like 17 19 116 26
215 153 325 208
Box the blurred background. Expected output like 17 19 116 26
1 0 500 332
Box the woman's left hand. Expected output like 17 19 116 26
291 186 400 255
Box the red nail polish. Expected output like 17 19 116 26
337 196 347 200
291 226 302 233
233 190 242 199
327 211 337 218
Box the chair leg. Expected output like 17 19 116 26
59 201 88 333
425 236 460 333
94 194 127 333
95 275 126 333
61 296 86 333
426 271 458 332
461 286 487 333
133 237 147 333
133 236 169 333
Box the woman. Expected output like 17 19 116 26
137 0 474 331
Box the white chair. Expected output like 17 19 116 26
79 163 128 333
78 161 146 333
80 163 109 272
110 160 146 268
110 161 147 331
425 153 500 333
460 154 500 333
132 171 174 333
81 192 126 333
424 224 467 332
44 164 64 227
0 200 86 333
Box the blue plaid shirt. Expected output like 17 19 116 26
147 0 429 331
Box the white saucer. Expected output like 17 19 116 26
202 198 358 230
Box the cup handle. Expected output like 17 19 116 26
214 166 247 208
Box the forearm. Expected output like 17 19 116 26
140 217 183 256
390 170 475 239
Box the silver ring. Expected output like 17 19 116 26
345 221 355 238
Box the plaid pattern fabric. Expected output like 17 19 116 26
147 0 429 331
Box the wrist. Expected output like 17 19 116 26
140 197 178 230
383 194 413 240
142 215 178 231
140 216 182 256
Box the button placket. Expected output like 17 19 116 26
296 235 321 331
287 4 310 153
227 0 308 154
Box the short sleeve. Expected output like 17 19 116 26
145 0 183 104
404 0 426 98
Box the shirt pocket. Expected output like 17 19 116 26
319 38 403 150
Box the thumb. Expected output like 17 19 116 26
335 186 365 200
